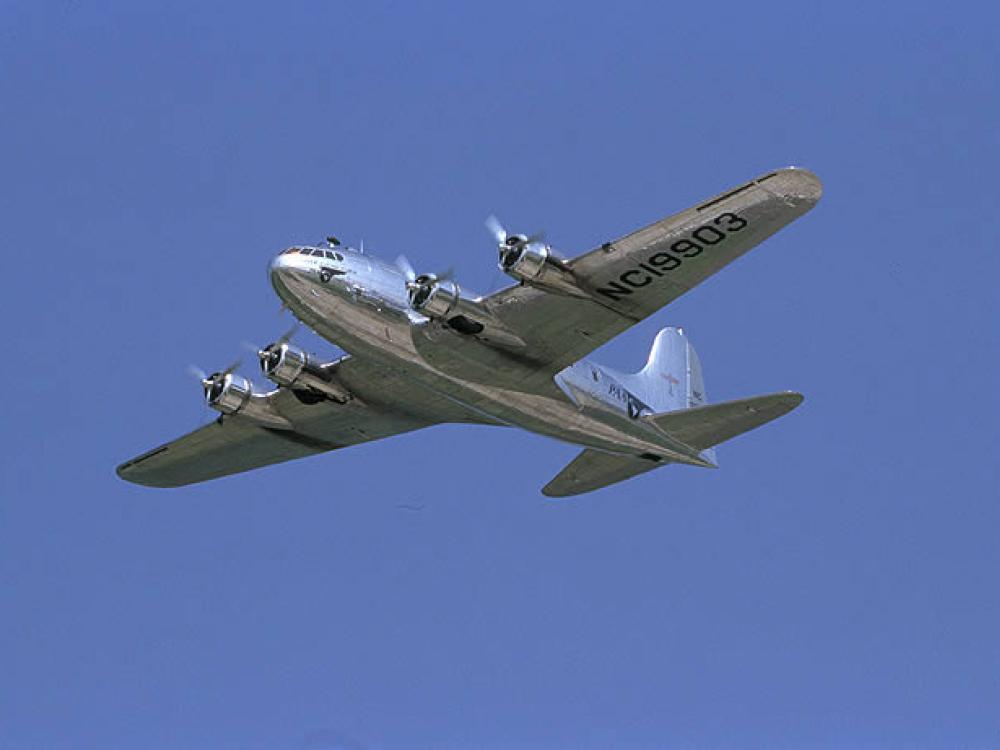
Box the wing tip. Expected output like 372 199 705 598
763 390 805 417
541 483 576 499
781 390 806 409
771 167 823 206
115 452 185 488
115 464 177 488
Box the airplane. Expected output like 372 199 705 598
117 167 822 497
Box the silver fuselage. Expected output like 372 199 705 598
269 246 708 464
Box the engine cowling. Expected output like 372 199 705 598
408 275 461 319
497 235 583 297
257 342 352 403
201 371 291 429
499 237 550 282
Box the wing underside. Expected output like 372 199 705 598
117 401 428 488
483 168 822 385
118 355 484 488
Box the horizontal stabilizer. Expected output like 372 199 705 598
645 391 803 450
542 449 670 498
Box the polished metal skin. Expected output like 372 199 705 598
410 277 462 319
502 239 549 280
202 372 291 430
118 167 822 495
258 341 352 403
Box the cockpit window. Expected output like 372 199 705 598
281 247 343 259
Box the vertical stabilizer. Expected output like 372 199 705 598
616 327 706 411
613 327 716 464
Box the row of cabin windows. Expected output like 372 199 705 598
283 247 344 261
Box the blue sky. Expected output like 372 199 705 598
2 2 998 747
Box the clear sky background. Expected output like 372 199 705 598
2 2 998 747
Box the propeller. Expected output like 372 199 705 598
485 215 546 268
395 254 416 283
187 356 243 403
256 323 301 372
485 214 507 245
187 357 242 384
397 254 458 309
412 269 455 303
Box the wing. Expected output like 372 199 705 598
117 355 485 488
542 449 670 498
484 168 822 378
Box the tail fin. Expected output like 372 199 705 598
609 327 716 464
613 327 708 414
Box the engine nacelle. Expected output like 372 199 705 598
258 342 352 403
498 239 583 296
202 372 291 429
500 240 550 282
409 276 461 319
409 276 499 335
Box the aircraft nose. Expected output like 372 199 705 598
269 250 301 296
269 249 304 279
269 254 286 285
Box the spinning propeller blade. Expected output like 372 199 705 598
485 215 507 244
395 254 417 282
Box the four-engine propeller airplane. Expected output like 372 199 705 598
118 167 822 496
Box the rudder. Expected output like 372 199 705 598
614 327 708 413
